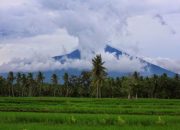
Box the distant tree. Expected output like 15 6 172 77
114 77 123 97
174 74 180 98
158 73 168 98
122 77 135 99
51 74 58 96
63 72 69 97
165 74 180 98
174 74 179 80
0 76 6 96
132 71 140 99
36 72 44 96
69 75 80 97
27 73 34 97
21 74 27 96
7 71 15 97
16 72 22 85
16 72 22 96
91 55 107 98
152 74 158 98
0 59 180 99
103 77 114 98
133 71 140 80
80 71 91 97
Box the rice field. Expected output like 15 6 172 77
0 97 179 130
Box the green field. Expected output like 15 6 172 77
0 97 179 130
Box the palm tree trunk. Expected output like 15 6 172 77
39 84 42 96
99 81 102 98
99 86 101 98
29 87 32 97
11 85 14 97
22 86 24 97
8 85 11 97
53 86 56 97
135 93 138 99
66 85 69 97
128 92 131 99
96 83 99 98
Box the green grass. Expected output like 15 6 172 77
1 123 180 130
0 97 179 130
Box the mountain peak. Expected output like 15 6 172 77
53 49 81 63
105 45 123 58
52 45 176 77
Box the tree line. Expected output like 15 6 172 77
0 55 179 98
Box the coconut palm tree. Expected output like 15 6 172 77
27 73 34 97
16 72 22 96
91 55 107 98
132 71 140 99
21 74 27 97
63 72 69 97
51 74 58 96
7 71 15 97
36 72 44 96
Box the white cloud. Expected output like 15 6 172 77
102 52 146 72
0 0 180 73
0 0 27 9
0 49 146 73
0 29 78 64
0 56 91 73
144 57 180 74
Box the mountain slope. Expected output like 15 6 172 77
53 45 176 77
0 45 176 82
53 50 81 63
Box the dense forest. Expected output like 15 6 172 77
0 55 179 99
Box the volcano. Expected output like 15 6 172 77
0 45 176 82
52 45 176 77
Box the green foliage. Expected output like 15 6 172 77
0 55 179 98
91 55 107 98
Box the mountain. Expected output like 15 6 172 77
0 45 176 82
53 50 81 63
52 45 176 78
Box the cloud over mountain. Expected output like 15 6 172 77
0 0 180 73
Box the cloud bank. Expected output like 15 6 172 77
0 50 146 73
144 57 180 74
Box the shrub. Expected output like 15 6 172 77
70 116 76 124
116 116 125 125
156 116 165 125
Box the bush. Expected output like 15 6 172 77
116 116 125 125
156 116 165 125
70 116 76 124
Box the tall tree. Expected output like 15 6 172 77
27 73 34 97
122 77 135 99
152 74 158 98
51 74 58 96
21 74 27 97
0 76 6 96
80 71 91 97
132 71 140 99
7 71 15 97
91 55 107 98
36 72 44 96
16 72 22 96
63 72 69 97
174 74 180 98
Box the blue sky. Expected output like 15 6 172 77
0 0 180 73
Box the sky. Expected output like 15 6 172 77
0 0 180 73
